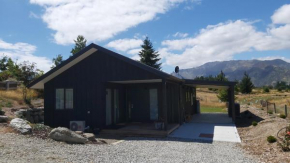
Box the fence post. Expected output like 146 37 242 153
285 105 288 117
266 102 269 113
274 103 276 113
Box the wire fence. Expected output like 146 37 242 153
261 100 288 117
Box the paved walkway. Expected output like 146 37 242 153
169 113 241 143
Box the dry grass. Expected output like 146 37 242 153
197 88 290 117
236 89 290 117
196 88 226 108
0 89 39 103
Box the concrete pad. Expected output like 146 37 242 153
169 113 241 143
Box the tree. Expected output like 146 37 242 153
217 89 229 102
0 56 8 71
51 54 63 69
139 37 161 70
71 35 87 55
240 72 254 94
275 81 289 90
18 61 42 104
215 71 229 101
216 70 228 81
234 79 240 94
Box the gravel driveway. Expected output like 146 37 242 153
0 133 256 163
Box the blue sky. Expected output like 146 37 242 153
0 0 290 73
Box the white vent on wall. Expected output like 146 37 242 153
70 121 85 131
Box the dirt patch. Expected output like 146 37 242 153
237 105 290 163
0 123 17 134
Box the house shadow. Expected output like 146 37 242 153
96 122 220 144
235 110 264 128
96 134 214 144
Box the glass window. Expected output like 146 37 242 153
56 89 64 109
65 89 73 109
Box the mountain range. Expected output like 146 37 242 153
172 59 290 87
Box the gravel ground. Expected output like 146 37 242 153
0 133 257 163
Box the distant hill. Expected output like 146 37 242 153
173 59 290 87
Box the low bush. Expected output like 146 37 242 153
252 121 258 126
267 136 277 143
279 140 290 151
280 114 286 119
268 111 273 114
263 87 270 93
5 101 12 108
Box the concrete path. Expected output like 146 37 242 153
169 113 241 143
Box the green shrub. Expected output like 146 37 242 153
277 88 282 92
267 136 277 143
280 114 286 119
263 87 270 93
252 121 258 126
5 101 12 108
268 111 273 114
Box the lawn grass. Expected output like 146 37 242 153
200 106 227 113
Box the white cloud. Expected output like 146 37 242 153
30 0 197 45
271 4 290 24
106 39 142 52
0 39 52 72
256 56 290 63
173 32 188 38
131 55 141 61
127 48 142 55
160 4 290 69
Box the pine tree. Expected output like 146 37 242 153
216 71 229 102
71 35 87 55
139 37 161 70
51 54 63 69
216 70 228 81
240 72 254 94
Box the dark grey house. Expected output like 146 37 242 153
28 43 236 135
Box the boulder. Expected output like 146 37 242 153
49 127 88 144
0 116 8 123
0 110 5 115
83 133 95 141
15 109 27 118
9 118 32 134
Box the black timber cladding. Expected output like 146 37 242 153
43 48 169 128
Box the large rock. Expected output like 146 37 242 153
0 116 8 123
49 127 88 144
9 118 32 134
14 108 44 123
15 109 27 118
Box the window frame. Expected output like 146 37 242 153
65 88 74 109
55 88 74 110
55 88 65 110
